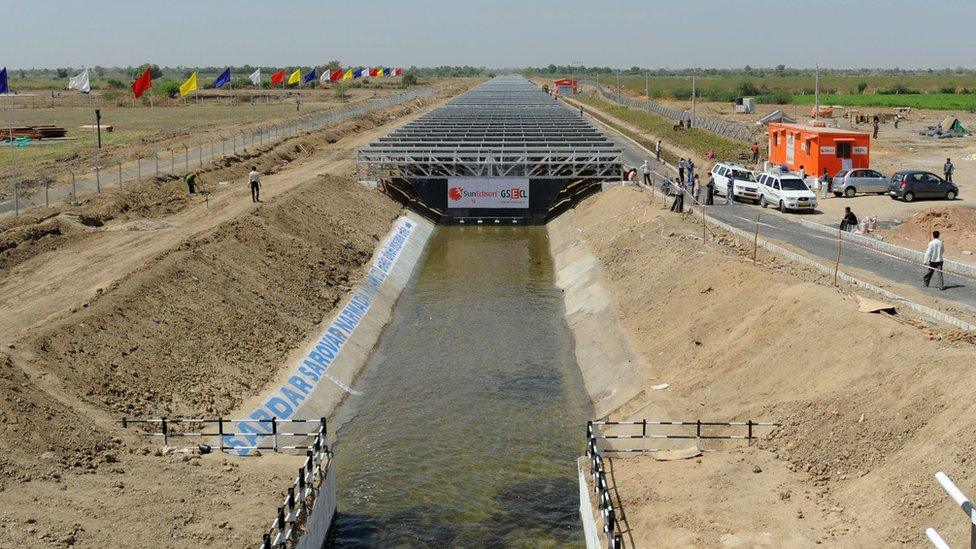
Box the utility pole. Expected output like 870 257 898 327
814 64 820 121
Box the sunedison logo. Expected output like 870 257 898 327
446 178 530 209
224 217 417 454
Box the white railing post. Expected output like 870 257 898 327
930 471 976 549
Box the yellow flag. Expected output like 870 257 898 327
342 69 353 81
375 67 383 78
287 69 301 85
179 72 198 96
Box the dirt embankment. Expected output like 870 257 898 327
571 186 976 546
878 205 976 258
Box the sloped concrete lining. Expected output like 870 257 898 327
295 463 337 549
224 211 435 454
578 457 603 549
548 210 647 418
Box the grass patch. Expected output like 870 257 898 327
575 96 753 166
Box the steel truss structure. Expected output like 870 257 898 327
357 75 623 181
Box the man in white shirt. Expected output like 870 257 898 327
248 166 261 203
655 140 662 161
640 160 651 185
922 230 945 290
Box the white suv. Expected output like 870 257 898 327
709 163 761 204
756 171 819 212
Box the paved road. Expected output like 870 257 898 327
592 114 976 316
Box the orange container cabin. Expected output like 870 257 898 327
767 123 871 177
553 78 578 95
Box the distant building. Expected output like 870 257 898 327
553 78 578 95
767 123 871 176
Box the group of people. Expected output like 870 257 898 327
183 166 263 203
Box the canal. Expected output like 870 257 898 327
326 226 591 547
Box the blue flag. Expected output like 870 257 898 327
214 68 231 89
0 68 7 94
383 68 393 77
302 68 316 84
353 67 365 79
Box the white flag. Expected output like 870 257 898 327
249 69 261 86
67 69 90 94
319 69 331 84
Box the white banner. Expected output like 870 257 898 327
446 178 529 209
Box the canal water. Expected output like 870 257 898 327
326 226 591 547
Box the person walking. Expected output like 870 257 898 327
669 180 684 213
692 174 702 204
655 139 662 162
641 160 651 185
894 116 900 129
820 168 831 199
840 206 859 232
872 120 879 139
797 165 806 183
922 230 945 290
678 158 686 183
944 158 954 182
249 166 261 203
184 171 198 194
751 142 760 164
726 176 734 204
705 176 715 205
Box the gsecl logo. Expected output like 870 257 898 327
501 188 526 199
448 187 463 201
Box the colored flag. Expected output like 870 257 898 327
287 69 301 85
330 69 342 82
353 67 365 79
179 72 198 96
374 67 383 79
270 69 286 86
214 68 232 89
68 69 91 93
383 68 393 77
368 67 379 77
302 68 316 84
131 67 153 99
0 67 7 94
249 69 262 86
395 68 403 76
342 69 353 81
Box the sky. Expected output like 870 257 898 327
4 0 976 70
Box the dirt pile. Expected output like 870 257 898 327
880 205 976 257
571 186 976 546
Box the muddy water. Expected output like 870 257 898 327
326 226 590 547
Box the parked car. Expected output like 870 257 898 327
709 162 761 203
831 169 889 197
756 172 819 212
888 171 959 202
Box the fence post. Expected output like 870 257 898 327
276 507 285 547
118 164 122 190
161 417 169 446
45 180 49 208
71 171 76 201
272 417 279 452
154 152 159 180
217 417 225 453
747 420 754 445
642 419 648 454
753 213 761 263
95 166 101 193
137 156 141 180
834 227 843 286
198 143 203 167
695 419 702 445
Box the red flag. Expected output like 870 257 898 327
368 68 379 77
131 67 153 99
270 69 286 86
330 69 342 82
395 68 403 76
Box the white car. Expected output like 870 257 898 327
756 172 819 212
709 163 761 204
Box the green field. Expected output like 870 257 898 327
791 93 976 110
567 73 976 111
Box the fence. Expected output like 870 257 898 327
118 417 334 548
1 87 432 217
580 80 752 143
585 421 623 549
589 418 779 454
926 471 976 549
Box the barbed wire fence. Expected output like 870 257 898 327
580 79 753 143
1 87 432 217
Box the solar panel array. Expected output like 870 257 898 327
357 75 622 180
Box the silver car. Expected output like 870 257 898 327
832 169 889 198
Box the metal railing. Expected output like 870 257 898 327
1 88 432 216
926 471 975 549
118 416 327 453
589 418 779 454
580 80 752 143
586 421 623 549
260 420 332 549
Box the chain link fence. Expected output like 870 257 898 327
581 79 753 143
1 88 432 217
